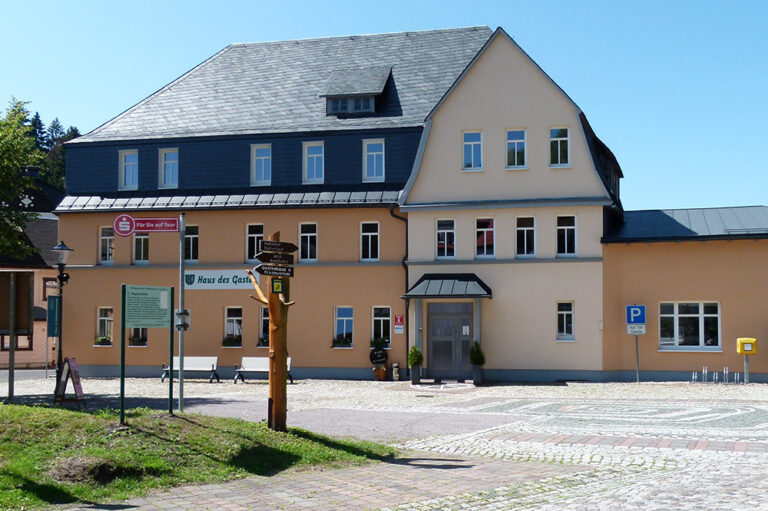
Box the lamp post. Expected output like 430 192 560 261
51 241 72 396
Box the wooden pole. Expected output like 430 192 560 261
267 232 289 432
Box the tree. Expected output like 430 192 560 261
29 112 49 151
0 99 43 260
41 124 80 189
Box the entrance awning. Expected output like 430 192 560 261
403 273 492 299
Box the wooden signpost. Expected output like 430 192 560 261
246 232 296 432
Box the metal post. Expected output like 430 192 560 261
7 272 16 402
120 284 126 424
745 355 750 384
178 213 185 412
634 334 640 383
169 286 174 415
54 264 65 399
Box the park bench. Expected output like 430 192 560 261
234 356 293 384
161 356 220 383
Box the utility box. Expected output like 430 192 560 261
737 338 757 355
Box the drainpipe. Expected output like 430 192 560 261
389 203 409 370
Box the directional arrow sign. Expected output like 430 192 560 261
256 251 294 265
259 240 298 253
254 264 294 278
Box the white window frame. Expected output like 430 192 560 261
556 302 574 341
436 219 456 259
184 225 199 263
118 149 139 191
516 217 536 257
549 127 570 168
475 217 495 259
97 307 113 342
556 216 577 257
505 129 526 169
302 141 324 184
333 306 354 348
362 139 385 182
462 131 483 171
246 224 264 262
158 148 179 189
659 302 721 350
299 222 318 262
250 144 272 186
224 306 243 346
258 307 269 347
360 221 380 262
372 306 391 349
99 227 114 265
133 233 149 265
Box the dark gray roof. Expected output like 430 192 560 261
72 27 492 143
55 191 401 212
324 66 392 97
404 273 492 299
0 216 58 269
603 206 768 243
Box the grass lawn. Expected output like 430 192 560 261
0 404 395 510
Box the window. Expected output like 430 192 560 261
363 139 385 182
303 142 324 184
97 307 113 343
158 148 179 188
119 149 139 190
436 220 455 259
475 218 494 258
557 302 574 340
246 224 264 262
43 278 57 301
333 306 353 347
353 97 372 112
360 222 379 261
133 233 149 264
250 144 271 186
659 302 720 349
128 327 147 346
462 132 482 170
506 130 526 168
550 128 569 166
299 223 317 262
556 216 576 256
99 227 114 264
224 307 242 346
327 97 375 114
1 335 32 351
372 307 391 348
184 225 199 263
258 307 269 347
516 217 535 256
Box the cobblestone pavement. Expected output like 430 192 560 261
7 378 768 509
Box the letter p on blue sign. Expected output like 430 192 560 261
626 305 646 325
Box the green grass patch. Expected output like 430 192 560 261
0 404 395 510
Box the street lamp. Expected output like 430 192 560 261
51 241 72 395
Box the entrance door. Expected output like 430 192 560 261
427 303 473 380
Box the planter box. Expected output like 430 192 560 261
473 365 483 385
410 365 421 385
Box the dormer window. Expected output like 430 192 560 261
323 65 391 116
327 96 375 114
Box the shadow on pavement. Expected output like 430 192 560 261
392 457 474 470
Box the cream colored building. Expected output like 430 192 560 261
400 28 622 381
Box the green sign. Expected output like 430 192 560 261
125 285 172 328
47 295 61 337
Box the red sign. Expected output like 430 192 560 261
113 214 179 237
394 315 404 327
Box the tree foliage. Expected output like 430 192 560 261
0 99 44 260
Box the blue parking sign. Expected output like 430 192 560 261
626 305 646 325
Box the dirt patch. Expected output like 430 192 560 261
49 456 152 484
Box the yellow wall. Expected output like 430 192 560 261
603 240 768 374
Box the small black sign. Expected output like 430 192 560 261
369 348 388 365
259 240 299 253
255 264 294 277
256 251 294 265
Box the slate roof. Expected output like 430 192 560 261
72 27 492 143
0 217 58 269
404 273 492 299
603 206 768 243
324 66 392 97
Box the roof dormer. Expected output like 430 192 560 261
323 65 392 116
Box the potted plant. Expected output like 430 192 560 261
370 337 389 349
332 336 352 348
257 335 269 347
222 334 242 347
94 336 111 346
469 341 485 385
408 345 423 385
128 336 147 347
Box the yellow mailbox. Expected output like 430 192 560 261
737 338 757 355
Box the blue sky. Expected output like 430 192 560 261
2 0 766 210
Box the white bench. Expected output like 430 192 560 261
234 356 293 384
161 356 220 383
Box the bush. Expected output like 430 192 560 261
222 335 242 347
407 345 423 367
469 341 485 366
94 336 111 346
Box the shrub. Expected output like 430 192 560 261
407 345 423 367
469 341 485 366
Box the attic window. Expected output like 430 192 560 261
323 65 391 116
327 96 374 114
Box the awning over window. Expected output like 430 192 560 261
403 273 492 299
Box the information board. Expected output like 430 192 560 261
125 285 172 328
